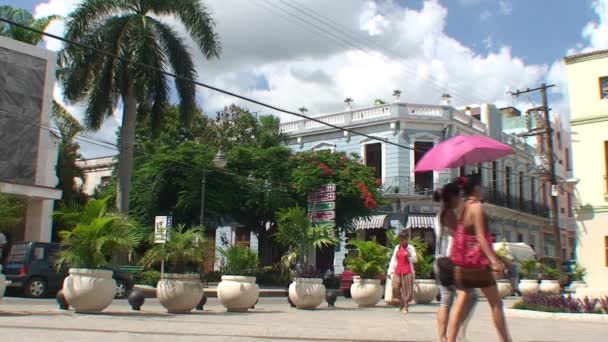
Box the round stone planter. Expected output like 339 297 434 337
519 279 540 296
539 280 561 294
413 279 438 304
350 278 383 307
63 268 116 313
0 265 6 301
288 278 325 310
496 279 513 298
569 281 587 292
157 273 204 314
217 276 259 312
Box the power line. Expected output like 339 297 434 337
0 17 548 185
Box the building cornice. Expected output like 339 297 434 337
564 49 608 64
570 113 608 126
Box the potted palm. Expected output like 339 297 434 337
569 265 587 291
275 207 338 310
217 245 260 312
539 264 561 294
346 240 390 307
518 259 540 296
410 237 438 304
55 198 142 313
141 225 206 313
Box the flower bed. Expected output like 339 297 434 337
513 293 608 314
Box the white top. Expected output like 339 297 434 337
387 244 417 277
434 213 453 259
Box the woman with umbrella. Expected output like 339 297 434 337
415 135 513 342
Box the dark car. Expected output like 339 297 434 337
3 242 134 299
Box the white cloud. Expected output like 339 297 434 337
33 0 557 157
581 0 608 51
498 0 513 15
480 10 492 22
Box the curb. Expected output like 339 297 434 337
506 308 608 322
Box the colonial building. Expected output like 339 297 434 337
281 95 550 274
76 156 115 196
0 36 61 242
565 49 608 290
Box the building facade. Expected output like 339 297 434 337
0 36 61 242
76 156 116 196
565 49 608 290
281 96 550 274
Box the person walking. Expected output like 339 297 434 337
434 182 478 342
447 175 511 342
388 230 417 313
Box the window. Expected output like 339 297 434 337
100 176 111 187
519 171 524 203
605 141 608 197
530 178 536 204
460 166 466 176
557 132 562 150
561 208 566 214
33 247 45 261
565 148 571 171
542 183 548 206
235 227 250 247
605 236 608 267
414 141 434 192
365 143 382 180
600 76 608 99
491 161 498 193
517 233 524 243
568 194 573 218
505 166 512 205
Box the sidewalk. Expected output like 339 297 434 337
1 297 607 341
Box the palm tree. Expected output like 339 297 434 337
0 6 59 45
54 197 143 268
298 107 308 114
374 99 386 106
60 0 221 212
140 225 209 273
344 98 354 106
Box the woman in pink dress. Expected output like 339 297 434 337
388 230 417 313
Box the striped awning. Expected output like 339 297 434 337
406 213 437 229
353 215 390 230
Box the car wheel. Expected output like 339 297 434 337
115 280 128 299
25 277 47 298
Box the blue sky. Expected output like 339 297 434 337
4 0 607 157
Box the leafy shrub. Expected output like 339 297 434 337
140 225 208 273
516 293 580 313
409 236 434 279
599 297 608 314
135 270 161 287
255 267 291 287
204 271 222 283
540 265 561 280
220 245 259 276
346 240 390 279
520 259 539 279
571 265 587 281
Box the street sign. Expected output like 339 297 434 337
311 210 335 221
317 184 336 193
308 191 336 202
312 220 335 225
308 201 335 211
154 216 172 244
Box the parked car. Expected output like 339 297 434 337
2 242 135 299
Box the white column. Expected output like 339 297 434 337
24 199 53 242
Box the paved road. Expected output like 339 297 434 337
0 296 606 341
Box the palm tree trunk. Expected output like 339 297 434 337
116 87 138 213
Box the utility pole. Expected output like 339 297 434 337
508 84 562 262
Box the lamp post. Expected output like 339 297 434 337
200 150 228 227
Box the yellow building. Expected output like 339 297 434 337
565 50 608 291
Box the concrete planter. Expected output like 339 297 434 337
217 276 259 312
157 273 203 314
63 268 116 313
0 265 6 301
496 279 512 298
540 280 561 294
413 279 438 304
569 281 587 292
289 278 325 310
519 279 540 296
350 278 383 307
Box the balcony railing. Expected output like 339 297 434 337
482 189 550 217
381 177 549 217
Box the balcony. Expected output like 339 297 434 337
382 176 438 197
482 189 550 217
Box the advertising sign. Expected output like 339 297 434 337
308 202 335 211
307 191 336 203
154 216 172 244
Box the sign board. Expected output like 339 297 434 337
308 191 336 203
310 210 336 221
312 220 335 225
154 216 173 244
317 184 336 193
308 201 335 211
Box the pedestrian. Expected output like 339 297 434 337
387 230 417 313
447 175 511 342
433 182 478 342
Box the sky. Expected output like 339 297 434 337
4 0 608 158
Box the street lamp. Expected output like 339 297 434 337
200 150 227 227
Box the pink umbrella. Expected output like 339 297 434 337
414 135 514 172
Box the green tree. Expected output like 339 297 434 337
0 194 25 231
140 225 208 273
289 151 383 231
60 0 221 213
0 6 59 45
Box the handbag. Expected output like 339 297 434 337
454 266 496 289
436 219 455 287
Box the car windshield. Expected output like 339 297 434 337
6 244 29 263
